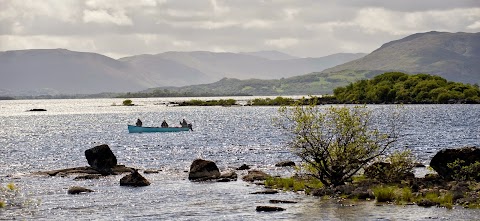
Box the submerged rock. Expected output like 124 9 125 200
34 165 135 177
275 161 295 167
242 170 271 182
120 170 151 187
74 174 101 180
256 206 285 212
269 199 297 204
85 144 117 175
217 170 238 182
188 159 220 181
68 186 94 194
236 164 250 170
250 190 279 194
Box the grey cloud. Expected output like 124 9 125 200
0 0 479 58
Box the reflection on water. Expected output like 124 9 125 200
1 98 480 220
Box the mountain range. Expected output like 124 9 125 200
143 31 480 96
1 31 479 97
0 48 365 96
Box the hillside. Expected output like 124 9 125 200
0 49 154 95
139 31 480 96
324 31 480 84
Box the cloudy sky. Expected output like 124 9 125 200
1 0 479 58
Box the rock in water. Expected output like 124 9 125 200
84 144 117 175
430 146 480 180
188 159 220 181
242 170 270 182
120 170 151 187
68 186 94 194
256 206 285 212
275 161 295 167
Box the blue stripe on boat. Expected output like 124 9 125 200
128 125 190 133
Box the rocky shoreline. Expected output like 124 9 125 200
30 144 480 211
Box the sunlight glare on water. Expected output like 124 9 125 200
1 98 480 220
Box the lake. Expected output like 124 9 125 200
1 98 480 220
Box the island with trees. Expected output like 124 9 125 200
333 72 480 104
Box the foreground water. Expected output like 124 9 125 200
1 98 480 220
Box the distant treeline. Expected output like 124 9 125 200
334 72 480 104
175 96 339 106
117 89 251 98
0 96 15 100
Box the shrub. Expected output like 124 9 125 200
365 150 415 183
277 100 398 187
447 160 480 181
122 99 133 106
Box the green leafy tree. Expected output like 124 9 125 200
277 99 398 187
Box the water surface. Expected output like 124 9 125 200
1 98 479 220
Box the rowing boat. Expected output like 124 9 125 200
128 125 191 133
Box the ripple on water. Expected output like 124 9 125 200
1 99 480 220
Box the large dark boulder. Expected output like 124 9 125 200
430 146 480 180
120 170 151 187
84 144 117 175
188 159 220 181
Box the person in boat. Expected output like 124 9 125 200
180 119 188 128
136 119 142 127
161 120 169 128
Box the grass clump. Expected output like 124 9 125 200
373 185 414 204
265 176 323 193
373 186 396 202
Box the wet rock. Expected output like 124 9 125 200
256 206 285 212
112 165 135 174
430 146 480 180
311 188 334 197
250 189 279 194
85 144 117 175
275 161 295 167
269 200 297 204
236 164 250 170
450 181 470 201
120 170 151 187
242 170 270 182
28 108 47 111
144 169 161 174
34 165 136 177
335 184 356 195
217 170 237 182
188 159 220 181
68 186 94 194
414 162 426 167
74 174 101 180
350 188 375 200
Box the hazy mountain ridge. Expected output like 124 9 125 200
0 49 154 95
120 51 366 81
0 49 364 96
